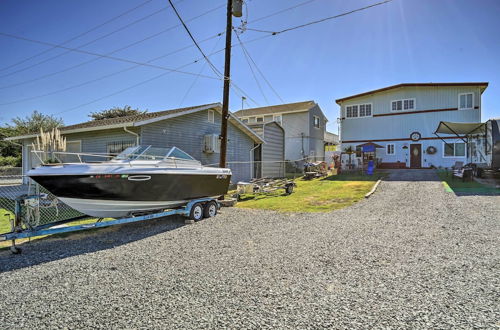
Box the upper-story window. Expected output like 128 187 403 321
391 98 415 111
313 115 320 128
459 93 473 110
256 117 264 123
208 110 215 123
346 103 371 118
241 118 248 123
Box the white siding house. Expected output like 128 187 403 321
234 101 328 161
337 82 488 169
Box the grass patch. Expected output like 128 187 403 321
437 170 500 195
234 173 381 213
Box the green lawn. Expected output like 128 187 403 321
235 173 381 213
437 170 500 195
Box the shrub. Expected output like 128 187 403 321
0 156 21 167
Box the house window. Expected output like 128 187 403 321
208 110 215 123
443 142 466 157
256 117 264 123
346 104 371 118
346 105 358 118
359 104 372 117
355 146 362 157
313 115 320 128
273 115 282 125
392 99 415 111
242 118 248 123
107 141 136 154
459 93 473 110
386 144 395 155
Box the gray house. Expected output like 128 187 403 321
7 103 264 183
247 121 285 178
234 101 328 161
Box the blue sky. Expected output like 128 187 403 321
0 0 499 133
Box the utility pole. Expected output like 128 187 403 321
219 0 242 168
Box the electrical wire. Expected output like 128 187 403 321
0 6 170 79
246 0 393 35
0 33 224 106
0 0 154 73
0 32 220 80
234 29 284 103
234 31 269 105
178 33 224 107
167 0 224 79
0 3 225 90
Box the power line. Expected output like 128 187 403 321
235 29 284 103
0 33 224 106
0 32 221 80
167 0 224 79
246 0 393 35
0 6 170 79
0 3 225 90
178 34 224 107
0 0 154 73
234 31 269 105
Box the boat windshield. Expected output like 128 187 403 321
113 146 196 161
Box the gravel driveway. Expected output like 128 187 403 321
0 170 499 329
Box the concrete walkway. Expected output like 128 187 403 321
0 170 498 328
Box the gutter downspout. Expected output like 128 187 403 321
123 126 140 145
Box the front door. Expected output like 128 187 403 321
410 144 422 168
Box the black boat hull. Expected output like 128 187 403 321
30 173 231 218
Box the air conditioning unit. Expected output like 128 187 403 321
203 134 220 153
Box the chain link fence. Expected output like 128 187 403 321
0 175 86 233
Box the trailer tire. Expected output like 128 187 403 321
203 201 218 218
189 203 204 221
285 184 294 195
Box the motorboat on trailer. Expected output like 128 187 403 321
27 146 231 218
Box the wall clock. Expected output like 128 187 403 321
410 131 421 141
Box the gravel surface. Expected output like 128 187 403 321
0 170 499 329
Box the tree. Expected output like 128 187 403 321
89 105 147 121
10 110 64 135
0 126 21 158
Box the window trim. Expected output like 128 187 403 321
313 115 320 129
442 142 466 158
386 143 395 155
390 98 416 112
345 102 373 119
458 92 474 110
207 110 215 123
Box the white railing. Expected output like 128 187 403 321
31 150 201 169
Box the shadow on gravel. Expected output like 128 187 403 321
380 169 441 182
0 215 185 273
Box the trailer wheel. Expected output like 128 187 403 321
285 184 294 195
189 203 204 221
203 201 218 218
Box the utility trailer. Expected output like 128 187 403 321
1 195 219 254
234 177 296 200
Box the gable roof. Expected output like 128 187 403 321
335 82 489 104
233 101 317 117
5 103 264 144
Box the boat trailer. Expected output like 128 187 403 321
1 195 220 254
234 177 296 200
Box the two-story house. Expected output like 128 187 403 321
336 82 488 168
233 101 328 161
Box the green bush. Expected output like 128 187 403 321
0 156 21 167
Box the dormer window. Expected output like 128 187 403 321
459 93 473 110
391 98 415 111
